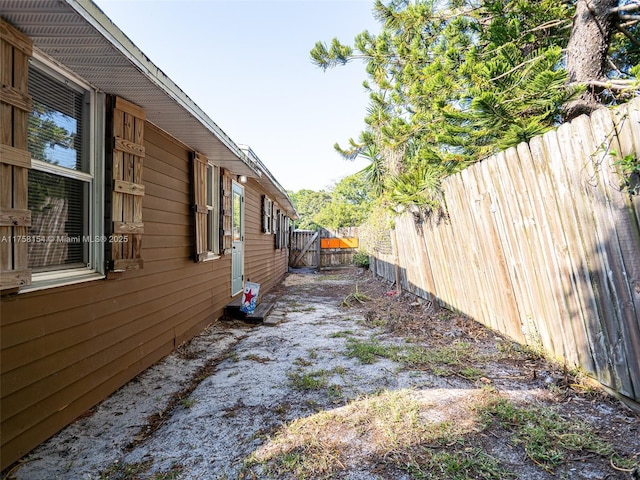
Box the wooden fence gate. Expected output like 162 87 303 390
289 230 320 268
289 228 359 269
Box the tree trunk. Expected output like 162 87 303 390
564 0 618 121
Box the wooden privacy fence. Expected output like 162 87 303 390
366 99 640 404
290 228 359 269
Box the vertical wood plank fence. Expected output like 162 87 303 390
319 227 359 269
290 227 359 269
365 99 640 404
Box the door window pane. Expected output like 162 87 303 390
233 190 242 241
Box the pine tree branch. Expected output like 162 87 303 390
619 14 640 21
432 4 483 21
610 2 640 14
615 23 640 48
607 57 625 76
477 21 572 61
524 18 572 34
489 54 550 82
567 79 638 91
619 19 640 28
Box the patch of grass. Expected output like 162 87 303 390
403 342 473 368
496 339 544 360
431 365 454 376
459 367 484 380
345 338 401 364
329 330 354 338
293 356 313 367
319 274 342 281
345 338 480 379
274 403 290 416
181 397 196 409
99 460 152 480
610 453 639 471
287 369 329 390
480 397 614 471
363 311 388 328
332 365 347 376
151 465 184 480
405 449 511 480
244 354 271 363
292 305 317 312
286 300 317 313
246 389 450 478
564 367 606 396
327 384 344 402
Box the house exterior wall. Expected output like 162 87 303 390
244 179 289 294
0 122 289 469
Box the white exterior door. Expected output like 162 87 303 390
231 182 244 295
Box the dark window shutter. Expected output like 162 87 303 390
221 169 232 254
106 96 145 272
285 217 290 249
271 202 275 234
274 210 281 249
261 195 267 233
192 152 208 262
0 19 32 290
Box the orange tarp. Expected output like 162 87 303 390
320 237 359 249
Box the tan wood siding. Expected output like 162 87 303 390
0 123 239 469
243 179 288 295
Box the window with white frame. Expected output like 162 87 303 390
206 162 220 255
262 196 273 234
26 55 104 280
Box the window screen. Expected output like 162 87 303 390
27 63 91 271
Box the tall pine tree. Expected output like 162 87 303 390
311 0 640 209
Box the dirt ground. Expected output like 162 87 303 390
5 268 640 480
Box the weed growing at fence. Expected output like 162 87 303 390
612 151 640 194
352 250 370 268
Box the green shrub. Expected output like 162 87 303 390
352 250 370 268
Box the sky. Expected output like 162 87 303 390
93 0 380 192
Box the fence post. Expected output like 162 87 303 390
390 228 402 295
316 229 322 269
